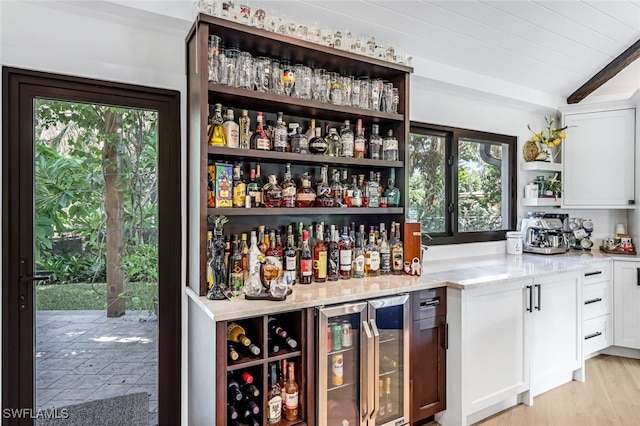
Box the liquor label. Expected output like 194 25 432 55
285 391 299 410
314 251 327 279
285 255 297 271
392 248 404 271
267 395 282 424
229 272 243 294
274 130 288 149
257 137 271 150
369 251 380 271
355 140 365 153
332 354 344 386
282 186 296 198
233 182 246 207
214 164 233 207
351 194 362 207
249 190 262 205
341 135 354 156
309 138 328 153
262 256 283 284
300 259 312 276
329 248 339 276
296 193 316 202
227 128 239 148
339 250 353 271
381 253 392 273
354 254 365 274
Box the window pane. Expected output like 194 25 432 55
458 137 508 232
408 132 446 233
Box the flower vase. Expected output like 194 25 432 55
548 144 561 163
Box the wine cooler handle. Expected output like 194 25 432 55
361 320 373 424
369 319 380 421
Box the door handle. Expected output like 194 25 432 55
19 274 50 283
535 284 541 311
526 285 533 312
584 271 602 277
361 320 373 423
585 331 602 340
584 298 603 305
368 319 380 421
636 268 640 286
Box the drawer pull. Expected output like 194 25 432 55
585 331 603 340
584 298 603 305
420 299 440 308
584 271 602 277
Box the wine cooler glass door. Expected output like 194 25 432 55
317 302 370 426
368 294 410 426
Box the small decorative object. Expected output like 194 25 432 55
544 173 562 199
523 139 540 162
206 215 230 300
526 116 570 163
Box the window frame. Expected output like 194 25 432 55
409 121 517 245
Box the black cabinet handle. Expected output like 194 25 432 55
535 284 541 311
526 285 533 312
584 271 602 277
585 332 602 340
420 299 440 308
637 268 640 286
585 298 603 305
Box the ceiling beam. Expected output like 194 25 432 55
567 38 640 104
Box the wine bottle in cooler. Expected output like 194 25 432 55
284 362 299 421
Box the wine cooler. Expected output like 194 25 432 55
317 294 410 426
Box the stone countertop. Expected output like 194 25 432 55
189 249 633 322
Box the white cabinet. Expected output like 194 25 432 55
561 108 635 208
613 260 640 349
582 262 612 357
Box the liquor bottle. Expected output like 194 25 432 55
383 129 399 161
343 174 354 207
228 235 244 295
228 344 240 361
246 168 262 208
255 163 264 193
240 233 249 280
279 359 288 390
352 174 364 207
339 226 353 279
284 362 299 421
385 377 393 414
283 225 297 285
275 230 284 259
250 111 271 150
258 225 268 254
296 172 316 207
367 171 380 208
354 119 366 159
309 126 328 155
228 378 243 402
227 323 260 355
244 383 260 398
289 122 308 154
307 224 316 253
299 230 313 284
391 222 404 275
313 223 328 283
305 118 316 141
280 163 297 207
207 105 214 144
384 168 401 207
232 164 246 208
315 165 333 207
267 363 282 425
209 103 226 146
263 175 283 208
378 379 386 417
340 120 355 158
242 415 260 426
328 226 340 281
379 230 392 275
365 227 380 277
239 109 251 149
228 404 239 420
223 108 240 148
207 231 215 290
325 127 341 157
273 112 288 152
330 169 344 207
224 235 231 270
264 230 283 284
369 124 382 159
243 231 263 296
352 231 365 278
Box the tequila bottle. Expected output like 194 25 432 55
280 163 297 207
365 227 380 277
209 103 226 146
258 225 268 254
325 127 341 157
369 124 382 159
223 108 239 148
340 120 354 158
352 174 364 207
273 112 288 152
263 175 283 208
250 112 271 151
295 172 316 207
383 168 401 207
315 165 333 207
239 109 251 149
308 126 328 155
354 119 366 159
383 129 399 161
367 171 380 208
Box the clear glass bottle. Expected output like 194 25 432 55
327 226 340 281
315 165 333 207
223 108 240 148
391 222 404 275
340 120 354 158
325 127 341 157
246 168 262 208
240 232 249 282
228 235 244 296
344 175 356 207
354 119 366 159
298 230 313 284
369 124 382 159
283 225 297 285
280 163 297 207
384 168 401 207
239 109 251 149
351 175 364 207
250 112 271 150
209 103 226 146
284 363 299 421
339 226 353 279
232 163 246 208
263 174 283 208
330 169 344 207
305 118 316 140
308 126 328 155
313 223 327 283
258 225 268 254
289 123 308 154
383 129 399 161
243 231 263 296
367 170 380 208
273 112 288 152
365 227 380 277
379 229 391 275
352 231 365 278
295 172 316 207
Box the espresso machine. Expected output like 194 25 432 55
519 212 569 255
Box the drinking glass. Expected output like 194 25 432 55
265 10 278 32
328 72 342 105
320 28 333 47
270 276 288 298
207 35 221 83
238 3 251 25
382 82 394 112
270 60 284 95
223 48 239 87
281 60 296 96
252 7 266 29
358 76 371 110
221 0 237 20
255 57 271 92
370 78 384 111
296 23 310 41
340 75 352 107
333 30 344 50
294 64 312 99
311 68 327 102
236 51 255 90
391 87 400 113
350 77 361 108
217 47 229 85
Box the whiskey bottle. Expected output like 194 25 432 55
246 168 262 208
273 112 288 152
352 231 365 278
299 230 313 284
339 226 353 279
263 175 283 208
250 111 271 151
354 119 366 159
309 126 328 155
258 225 268 254
343 174 355 207
284 363 299 421
325 127 341 157
315 165 333 207
280 163 297 207
283 225 297 285
383 129 399 161
384 168 401 207
391 222 404 275
267 363 282 424
369 124 382 159
232 164 246 208
367 171 380 208
223 108 240 148
209 103 226 146
264 230 283 284
340 120 355 158
327 227 340 281
379 229 392 275
351 174 364 207
313 223 328 283
296 172 316 207
289 122 308 154
365 228 380 277
239 109 251 149
305 118 316 141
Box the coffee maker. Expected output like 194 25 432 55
519 212 569 255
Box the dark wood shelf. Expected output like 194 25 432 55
226 357 265 371
208 83 404 124
208 207 404 216
266 350 302 363
207 146 403 168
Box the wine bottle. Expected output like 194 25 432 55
269 335 281 354
227 322 251 347
228 378 243 402
228 344 239 361
244 383 260 398
227 404 239 420
284 362 299 421
240 370 254 385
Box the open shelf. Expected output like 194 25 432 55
522 197 561 207
226 357 265 372
328 346 355 356
328 382 354 392
520 161 562 172
266 350 302 363
208 207 403 216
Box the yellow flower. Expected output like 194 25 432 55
553 138 561 146
532 135 539 142
558 131 566 139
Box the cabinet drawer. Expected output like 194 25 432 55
582 262 611 285
412 287 447 320
583 315 612 356
583 281 611 319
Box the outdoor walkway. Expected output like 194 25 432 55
35 310 158 425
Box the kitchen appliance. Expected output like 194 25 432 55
519 212 569 255
317 295 410 426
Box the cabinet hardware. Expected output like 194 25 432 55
584 331 602 340
584 298 603 305
637 268 640 286
526 285 533 312
444 323 449 350
584 271 602 277
535 284 541 311
420 299 440 308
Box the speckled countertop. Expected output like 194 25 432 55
188 249 637 321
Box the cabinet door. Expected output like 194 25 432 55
613 261 640 349
410 315 446 423
562 109 635 207
531 272 581 393
464 279 531 412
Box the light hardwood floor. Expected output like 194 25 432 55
428 355 640 426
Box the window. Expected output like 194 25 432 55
408 122 516 245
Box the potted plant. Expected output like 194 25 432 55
545 174 562 199
524 116 570 163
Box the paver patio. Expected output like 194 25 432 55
35 310 158 425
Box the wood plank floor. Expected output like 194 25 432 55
427 355 640 426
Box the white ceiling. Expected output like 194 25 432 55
34 0 640 106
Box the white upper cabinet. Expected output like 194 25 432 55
561 107 635 208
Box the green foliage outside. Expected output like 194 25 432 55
36 282 157 311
